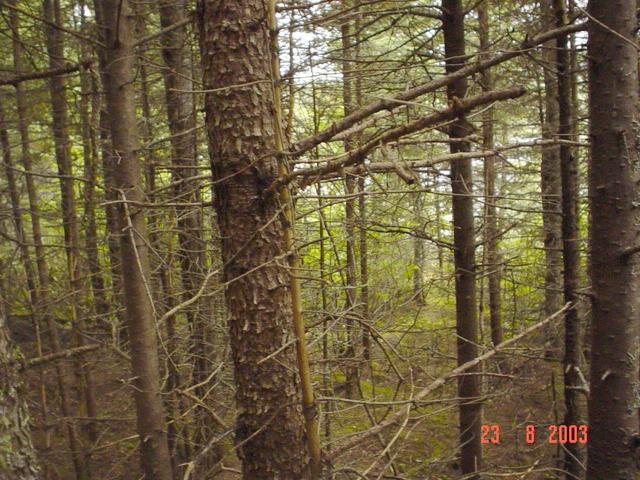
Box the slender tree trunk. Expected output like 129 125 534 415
42 1 98 475
9 8 82 477
156 4 215 471
586 1 640 478
478 0 502 348
359 176 371 360
413 193 426 306
79 50 109 332
42 2 99 467
554 1 585 477
540 0 565 359
134 13 186 476
94 1 173 478
199 0 311 477
98 107 125 345
442 0 482 476
341 0 360 398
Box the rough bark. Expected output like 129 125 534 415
94 1 173 479
0 309 40 480
442 0 482 476
359 175 371 360
586 0 640 478
199 0 309 477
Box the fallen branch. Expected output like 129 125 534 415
19 344 100 370
328 302 572 460
0 59 93 87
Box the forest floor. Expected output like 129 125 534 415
18 311 575 480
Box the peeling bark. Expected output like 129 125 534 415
199 1 309 477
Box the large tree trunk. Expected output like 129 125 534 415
0 305 40 480
554 1 585 477
540 0 564 359
199 0 310 477
441 0 482 476
586 0 640 478
94 2 173 479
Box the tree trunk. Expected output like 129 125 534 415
0 92 49 480
442 0 482 476
199 0 310 477
79 50 110 331
554 1 585 477
359 176 371 360
341 0 360 398
540 0 564 359
0 303 40 480
478 0 502 348
586 0 640 478
9 8 83 476
42 0 98 474
156 3 216 471
94 1 173 478
413 193 426 306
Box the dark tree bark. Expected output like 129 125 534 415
586 0 640 478
478 0 502 348
442 0 482 476
540 0 564 359
199 0 310 477
94 2 173 479
554 1 585 477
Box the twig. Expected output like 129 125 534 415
328 303 572 460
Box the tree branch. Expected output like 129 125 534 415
328 302 572 460
270 86 525 192
18 344 100 370
290 21 586 157
0 59 93 86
